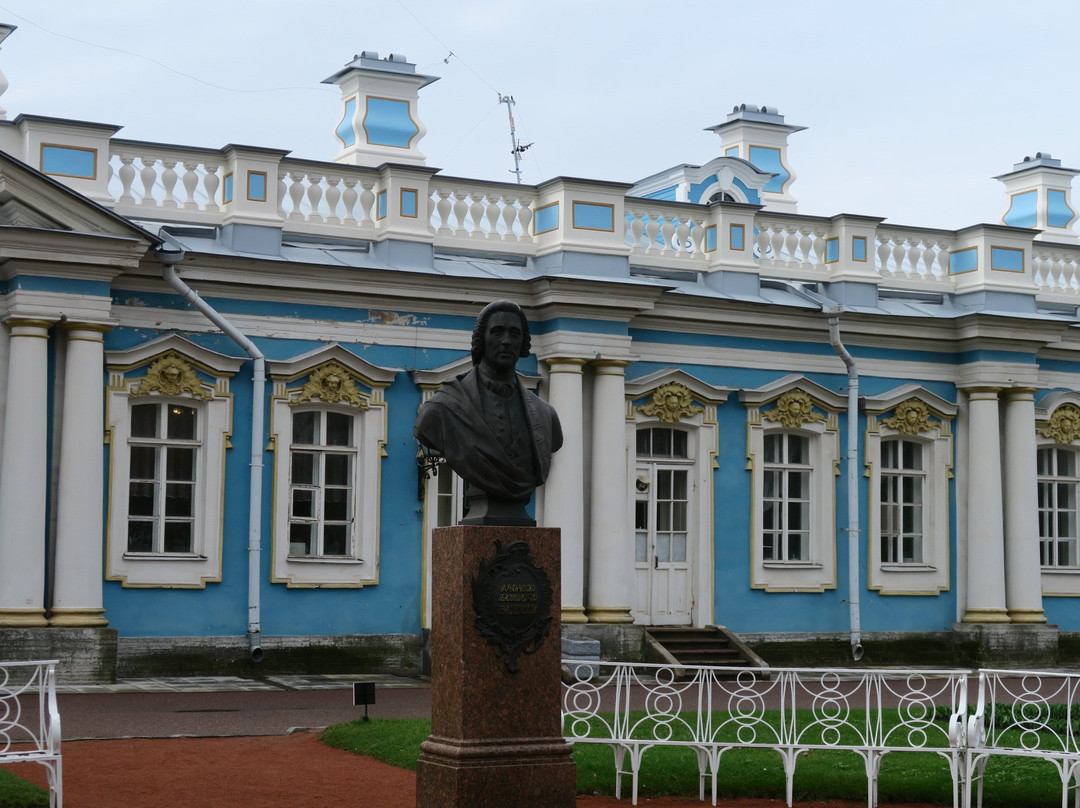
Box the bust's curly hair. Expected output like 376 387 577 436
470 299 531 365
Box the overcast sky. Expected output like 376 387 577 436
1 0 1077 231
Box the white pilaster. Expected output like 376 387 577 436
0 319 52 625
1002 388 1047 623
543 358 587 624
51 324 109 626
586 360 633 623
961 387 1010 623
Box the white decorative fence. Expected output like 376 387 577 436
0 660 62 807
562 661 966 808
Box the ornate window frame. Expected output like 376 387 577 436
740 376 844 593
105 334 243 587
1035 392 1080 595
267 345 396 588
863 385 955 595
625 369 732 626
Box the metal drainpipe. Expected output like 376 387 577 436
763 280 863 660
156 240 266 663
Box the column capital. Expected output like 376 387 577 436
543 357 588 372
1002 386 1038 399
589 358 631 372
5 318 54 333
60 321 113 337
962 386 1003 398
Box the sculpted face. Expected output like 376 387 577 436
482 311 524 377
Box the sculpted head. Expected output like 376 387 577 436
470 300 531 366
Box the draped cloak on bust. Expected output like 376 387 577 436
414 368 563 502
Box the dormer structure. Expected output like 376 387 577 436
630 154 773 207
997 152 1079 244
322 51 439 168
705 104 806 214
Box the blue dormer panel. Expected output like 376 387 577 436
1048 189 1075 228
748 146 787 193
1003 190 1037 228
336 97 357 148
643 185 678 201
688 175 719 204
731 177 760 205
364 97 418 148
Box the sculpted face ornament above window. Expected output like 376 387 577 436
1042 403 1080 445
292 361 369 409
882 399 937 436
131 353 211 400
763 389 825 429
637 382 703 424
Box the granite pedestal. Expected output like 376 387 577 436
416 525 576 808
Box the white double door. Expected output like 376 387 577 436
633 462 693 625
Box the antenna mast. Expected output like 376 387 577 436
499 94 532 183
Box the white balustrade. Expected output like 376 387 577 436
108 145 225 215
1033 245 1080 297
753 214 829 275
875 228 953 285
426 180 537 247
624 203 708 263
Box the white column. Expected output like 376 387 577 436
51 324 109 626
1002 387 1047 623
961 387 1010 623
542 358 587 624
586 360 633 623
0 319 52 625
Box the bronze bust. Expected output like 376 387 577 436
414 300 562 525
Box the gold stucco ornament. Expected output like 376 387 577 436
882 398 935 435
763 389 825 428
1042 403 1080 444
132 352 211 399
638 382 703 423
292 360 368 408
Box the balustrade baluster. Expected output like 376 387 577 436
891 238 908 277
324 178 342 224
181 162 200 210
159 160 179 209
756 225 771 262
276 171 288 217
469 193 486 238
688 217 705 258
876 236 893 276
287 173 305 220
659 216 675 255
500 196 517 241
645 215 661 254
202 164 221 212
452 192 470 236
305 175 325 223
341 179 359 225
922 242 939 279
812 229 827 269
771 227 787 266
434 190 453 234
358 181 376 224
117 157 136 205
798 228 812 268
138 157 158 207
675 219 690 256
905 240 924 279
517 203 533 240
485 196 501 239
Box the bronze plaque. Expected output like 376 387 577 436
472 540 553 672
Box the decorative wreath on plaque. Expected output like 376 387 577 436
472 541 554 673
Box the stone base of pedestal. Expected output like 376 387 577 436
417 736 576 808
417 525 575 808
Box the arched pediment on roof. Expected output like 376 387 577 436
689 156 774 206
738 374 847 415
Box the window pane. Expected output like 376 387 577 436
787 501 808 530
1060 449 1077 477
291 452 315 485
324 487 349 521
166 447 195 482
672 470 687 499
788 533 804 560
163 522 193 553
672 533 687 563
763 532 776 560
672 430 688 458
326 412 352 446
131 403 159 438
657 470 672 500
636 430 651 456
635 531 648 563
165 483 193 517
881 440 898 469
656 533 670 563
902 441 923 470
128 481 157 516
325 453 350 485
763 470 777 499
289 523 312 554
672 503 687 532
763 500 776 529
127 521 153 552
129 446 158 480
635 500 648 531
763 434 780 463
1038 448 1053 476
167 405 197 440
323 524 349 556
788 435 808 465
788 470 808 500
293 410 317 445
653 428 671 458
291 489 314 519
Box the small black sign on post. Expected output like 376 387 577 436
353 682 376 722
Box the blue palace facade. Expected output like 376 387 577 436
2 43 1080 680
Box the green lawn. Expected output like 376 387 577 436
320 710 1071 807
